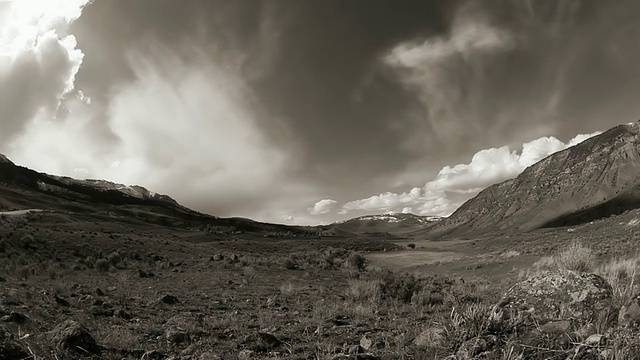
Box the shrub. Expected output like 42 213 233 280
596 257 639 307
84 256 96 269
108 252 122 267
379 270 421 303
407 243 416 249
347 254 366 271
553 241 595 272
96 259 110 273
346 279 381 302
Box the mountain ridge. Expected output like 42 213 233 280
420 121 640 238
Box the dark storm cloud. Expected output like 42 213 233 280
70 0 457 185
5 0 640 224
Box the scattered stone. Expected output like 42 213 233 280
456 335 498 360
54 294 71 307
413 327 444 347
116 308 133 320
360 335 373 351
1 312 28 324
242 332 282 352
540 320 572 333
90 306 114 317
491 270 613 329
139 269 154 278
0 326 29 359
49 320 101 355
166 329 190 344
585 334 605 346
238 349 256 360
159 295 179 305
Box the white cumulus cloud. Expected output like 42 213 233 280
341 132 600 217
308 199 337 215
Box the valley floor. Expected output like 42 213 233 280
2 209 640 359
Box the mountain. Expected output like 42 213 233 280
421 121 640 238
0 155 312 235
327 213 442 237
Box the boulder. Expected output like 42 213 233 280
491 270 613 329
49 320 101 355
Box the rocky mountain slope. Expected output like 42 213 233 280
422 121 640 238
327 213 442 237
0 155 310 235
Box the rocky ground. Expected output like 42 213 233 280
2 210 640 359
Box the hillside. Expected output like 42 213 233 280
327 213 442 237
421 121 640 238
0 155 310 236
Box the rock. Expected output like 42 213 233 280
0 326 29 359
166 329 190 344
2 312 28 324
90 306 114 317
413 327 445 348
491 270 613 329
360 334 373 351
116 308 133 320
574 323 597 339
54 294 71 307
585 334 605 346
212 254 224 261
238 349 255 360
49 320 101 355
139 269 154 278
618 293 640 328
242 332 282 352
159 295 179 305
456 336 497 360
539 320 572 333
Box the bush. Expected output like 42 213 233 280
347 254 366 271
96 259 110 273
346 279 381 302
596 257 639 307
552 241 596 272
407 243 416 249
108 252 122 267
84 256 96 269
378 270 421 303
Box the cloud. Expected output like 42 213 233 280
308 199 337 215
341 132 600 216
0 0 89 143
6 43 299 218
384 2 519 151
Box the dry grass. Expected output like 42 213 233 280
531 241 596 273
596 257 639 307
553 241 596 272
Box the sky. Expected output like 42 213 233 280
0 0 639 225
